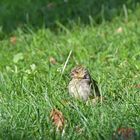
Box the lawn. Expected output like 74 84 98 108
0 6 140 140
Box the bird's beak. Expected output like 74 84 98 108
77 73 84 79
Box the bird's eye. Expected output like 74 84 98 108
71 71 77 77
84 74 89 79
74 70 79 74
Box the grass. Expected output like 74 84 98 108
0 0 139 33
0 7 140 140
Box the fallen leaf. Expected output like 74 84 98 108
13 53 24 63
10 36 17 44
50 108 65 131
133 84 140 88
49 57 57 64
112 128 137 140
116 27 123 34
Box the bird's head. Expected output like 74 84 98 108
70 66 90 79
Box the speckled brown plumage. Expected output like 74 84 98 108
68 66 100 101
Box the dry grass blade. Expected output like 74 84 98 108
61 50 72 74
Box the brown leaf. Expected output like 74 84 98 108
49 57 57 64
112 128 137 140
134 84 140 88
50 108 65 130
10 36 17 44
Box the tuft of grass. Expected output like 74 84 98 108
0 8 140 140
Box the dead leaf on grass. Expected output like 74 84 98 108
112 128 137 140
50 108 65 131
49 57 57 64
10 36 17 44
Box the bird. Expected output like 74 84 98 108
68 65 100 101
